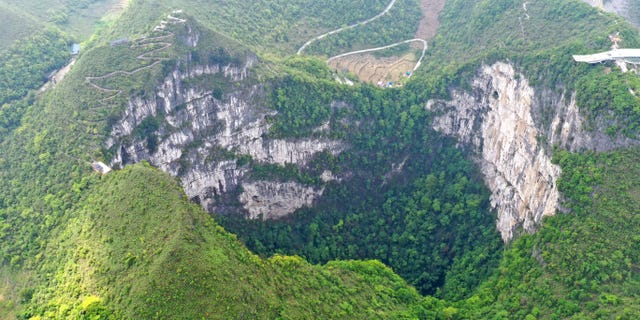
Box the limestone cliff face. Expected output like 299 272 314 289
107 55 344 219
427 62 638 241
239 181 324 219
583 0 639 28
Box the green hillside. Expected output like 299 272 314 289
19 163 425 319
99 0 420 54
0 3 43 49
0 7 435 317
433 147 640 319
387 146 640 319
1 0 640 319
0 0 127 115
0 0 124 44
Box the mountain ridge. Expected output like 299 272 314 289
2 0 640 318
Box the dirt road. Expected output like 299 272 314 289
297 0 398 54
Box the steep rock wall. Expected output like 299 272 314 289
427 62 638 241
107 56 344 219
239 181 324 219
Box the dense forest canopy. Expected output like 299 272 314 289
1 0 640 319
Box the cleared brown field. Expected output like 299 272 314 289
329 51 417 85
326 0 444 85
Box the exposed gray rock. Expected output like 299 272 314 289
582 0 604 8
427 62 639 241
183 160 248 213
239 181 324 219
541 90 639 152
320 170 340 183
107 53 344 219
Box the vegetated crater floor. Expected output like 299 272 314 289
328 0 445 85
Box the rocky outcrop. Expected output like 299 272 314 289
539 89 639 152
583 0 639 28
427 63 558 241
582 0 604 8
427 62 638 241
107 54 344 218
239 181 324 219
182 160 248 213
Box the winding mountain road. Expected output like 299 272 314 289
85 35 173 94
327 38 427 73
297 0 398 55
85 14 183 101
297 0 428 78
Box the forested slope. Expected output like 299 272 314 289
18 163 427 319
0 3 42 49
413 0 640 136
0 0 124 44
0 4 438 317
1 0 640 319
434 147 640 319
0 0 128 127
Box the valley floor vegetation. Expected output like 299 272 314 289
1 0 640 319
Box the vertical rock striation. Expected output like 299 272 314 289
107 54 344 219
427 62 638 241
239 182 324 219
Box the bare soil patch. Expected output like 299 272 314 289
313 0 436 84
329 52 417 85
415 0 446 40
